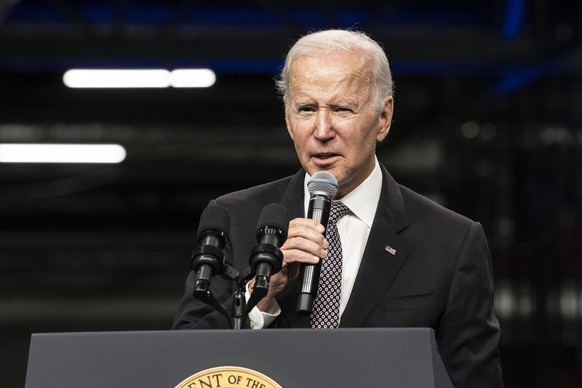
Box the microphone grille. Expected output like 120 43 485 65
197 204 230 241
256 203 290 241
307 171 338 198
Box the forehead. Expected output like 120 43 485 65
288 53 372 96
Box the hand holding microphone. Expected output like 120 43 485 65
296 171 339 315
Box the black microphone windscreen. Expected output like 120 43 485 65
256 203 290 240
307 171 338 198
197 205 230 241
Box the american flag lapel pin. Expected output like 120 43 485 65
384 245 397 256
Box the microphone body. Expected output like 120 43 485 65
253 230 284 288
191 205 230 298
248 203 289 305
296 171 338 315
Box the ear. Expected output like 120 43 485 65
376 96 394 142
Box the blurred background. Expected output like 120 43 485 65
0 0 581 387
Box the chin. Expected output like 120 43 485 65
310 167 338 178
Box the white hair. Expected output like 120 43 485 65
275 29 394 112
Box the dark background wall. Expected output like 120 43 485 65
1 1 581 387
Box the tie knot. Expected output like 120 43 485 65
329 201 349 224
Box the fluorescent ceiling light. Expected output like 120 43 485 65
63 69 169 88
0 144 127 164
170 69 216 87
63 69 216 88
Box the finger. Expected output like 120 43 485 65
282 246 325 266
287 218 325 237
282 237 327 262
285 219 329 250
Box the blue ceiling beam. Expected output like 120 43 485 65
0 56 524 77
502 0 525 40
488 43 582 96
5 2 492 29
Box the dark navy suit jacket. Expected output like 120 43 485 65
173 164 503 387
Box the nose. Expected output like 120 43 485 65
313 109 335 141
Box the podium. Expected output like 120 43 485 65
25 328 454 387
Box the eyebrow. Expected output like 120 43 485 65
293 99 359 109
293 100 316 108
330 101 358 109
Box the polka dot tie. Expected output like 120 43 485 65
310 201 350 329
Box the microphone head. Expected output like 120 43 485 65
256 203 290 242
307 171 338 199
197 204 230 242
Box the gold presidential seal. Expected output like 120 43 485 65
175 366 283 388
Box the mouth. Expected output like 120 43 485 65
310 153 341 167
313 153 338 160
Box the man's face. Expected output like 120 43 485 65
285 53 393 198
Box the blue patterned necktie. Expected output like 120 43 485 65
310 201 350 328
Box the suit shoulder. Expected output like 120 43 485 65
399 185 476 227
211 175 296 222
397 185 489 269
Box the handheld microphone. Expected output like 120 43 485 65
296 171 339 315
191 205 230 299
247 203 289 310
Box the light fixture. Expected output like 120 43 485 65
63 69 216 88
0 144 127 164
63 69 169 88
170 69 216 88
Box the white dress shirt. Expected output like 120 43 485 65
248 157 383 328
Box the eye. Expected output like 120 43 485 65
296 104 316 114
335 106 355 114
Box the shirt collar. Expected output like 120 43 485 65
303 157 382 228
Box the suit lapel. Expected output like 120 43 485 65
280 169 305 219
340 166 412 327
274 167 413 328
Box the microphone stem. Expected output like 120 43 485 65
232 288 247 330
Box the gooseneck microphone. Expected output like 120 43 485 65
190 205 230 299
296 171 339 315
247 203 289 311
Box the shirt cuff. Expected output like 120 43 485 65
245 282 281 329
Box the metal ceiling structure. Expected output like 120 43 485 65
0 0 579 185
0 1 579 75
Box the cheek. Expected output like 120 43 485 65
285 115 295 140
289 133 310 158
346 130 374 152
288 122 312 145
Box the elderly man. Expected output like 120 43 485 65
173 29 502 387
